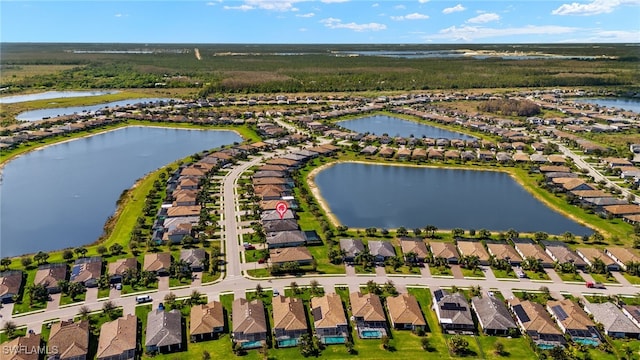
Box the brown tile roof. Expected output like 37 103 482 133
143 253 172 272
0 271 22 298
539 165 571 173
604 204 640 216
606 247 640 265
269 247 313 264
400 238 429 259
273 296 307 332
49 320 90 359
108 258 137 277
575 248 616 267
386 293 426 327
429 241 459 260
311 293 347 330
349 292 386 322
456 241 490 261
190 301 225 336
167 205 201 217
561 179 593 191
486 242 522 262
514 242 553 264
34 263 67 289
547 299 595 331
3 333 41 360
232 298 268 335
508 298 561 336
570 190 611 198
96 315 137 360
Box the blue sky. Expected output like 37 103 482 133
2 0 639 43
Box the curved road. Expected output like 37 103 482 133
1 145 639 334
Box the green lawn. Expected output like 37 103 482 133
491 268 516 279
201 271 221 284
0 327 26 344
12 268 47 315
557 271 585 282
97 287 111 299
461 267 485 278
591 273 619 284
512 291 554 304
60 291 87 306
622 273 640 285
121 282 158 295
430 266 453 276
385 265 421 275
524 270 551 281
169 277 192 288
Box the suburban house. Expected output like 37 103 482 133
603 204 640 218
471 295 518 336
107 258 137 284
584 302 640 339
575 248 619 271
311 293 349 344
167 205 201 218
232 298 268 348
70 256 102 288
508 298 565 348
164 222 193 244
269 247 313 266
367 240 396 264
386 293 427 331
35 263 67 293
349 292 388 339
143 253 172 275
263 219 299 233
432 289 475 334
340 238 365 263
622 305 640 329
190 301 225 341
605 247 640 271
512 239 554 267
3 333 41 360
266 230 307 249
456 240 491 265
180 248 207 272
547 299 601 345
542 241 587 270
273 296 308 347
0 270 22 303
261 209 295 222
48 319 90 360
486 242 523 266
96 314 137 360
429 241 460 264
399 237 429 263
145 308 183 353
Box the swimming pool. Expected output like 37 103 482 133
240 340 263 349
537 343 558 350
574 337 600 346
278 338 299 347
360 330 382 339
322 336 347 344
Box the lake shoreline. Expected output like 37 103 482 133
306 159 598 235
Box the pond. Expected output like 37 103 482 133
314 162 592 235
572 98 640 113
0 126 242 256
337 115 476 140
15 98 173 121
0 90 119 104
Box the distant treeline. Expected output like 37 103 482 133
1 43 638 94
477 99 541 117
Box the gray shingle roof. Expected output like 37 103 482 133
585 302 640 335
145 309 182 348
472 296 517 332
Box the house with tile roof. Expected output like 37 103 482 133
145 308 182 353
542 241 587 270
472 295 518 336
486 242 522 266
180 248 207 272
349 292 388 339
97 314 137 360
584 302 640 339
547 299 601 345
575 248 619 271
429 241 459 264
508 298 565 348
3 333 41 360
143 253 172 276
34 263 67 294
432 289 475 334
386 293 426 331
0 270 22 303
232 298 268 348
339 239 365 264
368 240 396 264
400 238 429 263
190 301 225 341
273 296 308 347
269 247 313 266
457 240 491 265
605 247 640 271
48 319 90 360
70 257 102 288
107 258 137 284
311 293 348 344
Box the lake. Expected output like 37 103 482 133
0 126 242 256
15 98 172 121
337 115 476 140
0 90 119 104
314 162 592 235
572 98 640 113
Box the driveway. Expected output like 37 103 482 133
450 265 464 279
158 276 170 291
191 272 203 287
420 265 432 278
47 293 62 311
345 264 356 277
85 287 98 303
375 266 387 278
544 268 563 283
109 287 121 300
611 271 632 286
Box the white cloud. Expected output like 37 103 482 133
372 3 379 7
560 29 640 42
321 0 349 3
224 4 254 10
224 0 305 12
392 12 429 20
442 4 465 14
431 24 577 41
320 17 387 32
296 12 315 17
418 0 429 3
467 13 500 23
206 0 222 5
299 27 308 32
552 0 640 16
395 4 406 9
115 13 123 17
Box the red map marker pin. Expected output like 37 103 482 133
275 201 288 219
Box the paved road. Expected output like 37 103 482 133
2 133 639 331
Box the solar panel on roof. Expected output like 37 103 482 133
312 307 323 321
552 305 569 321
512 305 530 323
434 290 445 302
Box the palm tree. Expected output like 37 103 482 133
74 247 88 258
451 228 465 238
424 225 438 238
34 251 49 265
506 229 519 240
78 305 91 320
2 321 17 339
309 280 322 296
102 300 116 317
109 243 124 255
1 257 11 270
396 227 408 237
